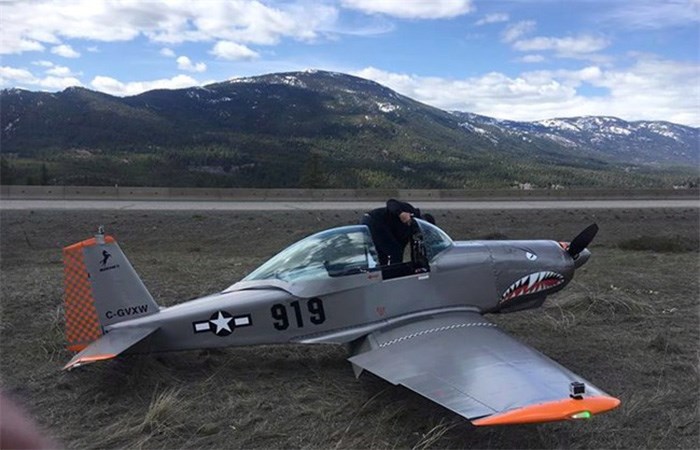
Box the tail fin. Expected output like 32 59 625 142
63 230 159 352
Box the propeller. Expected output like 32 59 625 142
567 223 599 258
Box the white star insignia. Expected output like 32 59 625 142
210 311 232 334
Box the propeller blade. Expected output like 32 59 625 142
568 223 599 258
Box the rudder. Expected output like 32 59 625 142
63 231 159 352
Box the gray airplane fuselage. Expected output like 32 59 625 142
115 238 580 355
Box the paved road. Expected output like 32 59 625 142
1 199 698 210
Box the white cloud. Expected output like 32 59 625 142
210 41 259 60
176 55 207 72
0 0 340 55
475 13 509 26
46 65 73 76
0 37 45 55
341 0 473 19
588 57 700 125
29 60 81 77
353 57 700 126
513 35 609 57
38 76 83 89
90 74 199 96
325 17 395 36
0 66 36 85
501 20 536 43
519 54 545 63
160 47 176 57
0 65 81 90
86 46 99 52
51 44 80 58
575 66 603 82
606 0 700 29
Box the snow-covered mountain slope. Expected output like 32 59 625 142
452 112 698 165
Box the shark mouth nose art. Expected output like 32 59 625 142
501 271 565 302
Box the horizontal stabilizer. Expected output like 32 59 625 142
63 326 157 371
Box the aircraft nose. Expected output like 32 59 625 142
573 248 591 268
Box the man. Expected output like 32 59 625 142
360 199 435 265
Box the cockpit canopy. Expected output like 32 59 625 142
242 220 454 283
243 225 379 282
416 218 454 260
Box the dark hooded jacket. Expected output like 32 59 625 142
362 199 423 265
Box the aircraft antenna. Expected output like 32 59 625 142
96 225 106 244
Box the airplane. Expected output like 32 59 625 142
61 219 620 426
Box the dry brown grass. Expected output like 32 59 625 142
1 207 698 449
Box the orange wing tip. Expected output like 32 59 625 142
62 353 117 371
63 235 115 252
472 396 621 426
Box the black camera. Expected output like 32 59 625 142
570 381 586 399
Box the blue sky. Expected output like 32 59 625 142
1 0 698 126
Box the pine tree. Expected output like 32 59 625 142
299 153 327 188
40 163 50 185
0 158 14 185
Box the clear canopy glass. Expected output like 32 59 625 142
243 225 379 282
415 218 454 261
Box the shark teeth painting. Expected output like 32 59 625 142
501 271 565 303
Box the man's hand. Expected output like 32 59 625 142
399 212 412 224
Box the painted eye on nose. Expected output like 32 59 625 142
526 252 537 261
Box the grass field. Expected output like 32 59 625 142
1 207 698 449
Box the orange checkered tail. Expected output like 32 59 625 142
63 232 159 353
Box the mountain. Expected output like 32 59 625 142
451 112 698 166
1 70 698 188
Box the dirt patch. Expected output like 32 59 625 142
1 207 698 448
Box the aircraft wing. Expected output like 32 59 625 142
348 311 619 426
63 326 158 371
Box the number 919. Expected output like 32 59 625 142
271 298 325 330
